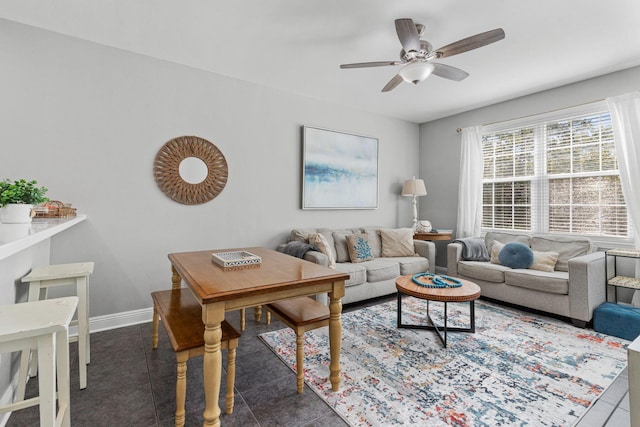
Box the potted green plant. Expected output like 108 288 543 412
0 179 49 223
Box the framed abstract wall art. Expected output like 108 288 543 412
302 126 378 209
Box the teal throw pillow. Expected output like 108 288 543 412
499 242 534 269
346 234 374 263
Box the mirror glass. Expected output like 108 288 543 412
179 157 208 184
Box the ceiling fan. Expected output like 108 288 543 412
340 18 505 92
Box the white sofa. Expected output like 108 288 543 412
447 231 606 327
281 226 436 305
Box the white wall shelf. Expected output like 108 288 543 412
0 215 86 261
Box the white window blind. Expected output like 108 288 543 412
481 101 630 239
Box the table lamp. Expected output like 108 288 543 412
402 177 427 230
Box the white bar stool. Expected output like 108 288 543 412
0 297 78 427
20 262 94 390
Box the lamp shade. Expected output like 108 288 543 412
398 62 435 84
402 178 427 196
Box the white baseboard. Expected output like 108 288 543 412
76 307 154 336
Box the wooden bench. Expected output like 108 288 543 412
151 289 240 427
266 296 329 393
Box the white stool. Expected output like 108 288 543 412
0 297 78 427
20 262 94 389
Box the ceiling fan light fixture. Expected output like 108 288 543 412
399 61 434 84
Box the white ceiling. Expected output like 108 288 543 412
3 1 640 123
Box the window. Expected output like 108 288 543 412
481 102 630 240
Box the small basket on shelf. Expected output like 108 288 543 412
32 201 77 218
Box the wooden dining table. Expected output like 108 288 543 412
168 247 349 427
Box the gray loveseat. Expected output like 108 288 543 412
447 231 606 327
282 226 436 305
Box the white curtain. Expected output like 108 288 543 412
456 126 483 238
606 91 640 304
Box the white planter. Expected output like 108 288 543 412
0 204 34 224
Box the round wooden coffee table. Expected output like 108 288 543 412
396 274 481 348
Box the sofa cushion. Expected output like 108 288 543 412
458 260 509 283
529 250 559 272
359 259 400 283
308 233 336 268
332 232 352 262
361 226 382 258
531 235 592 272
346 234 374 263
485 231 531 255
499 242 534 269
317 228 357 261
289 228 317 243
490 241 505 265
380 228 415 257
504 269 569 295
334 262 367 288
389 256 430 276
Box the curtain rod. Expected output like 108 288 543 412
455 97 607 134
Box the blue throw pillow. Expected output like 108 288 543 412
498 242 534 269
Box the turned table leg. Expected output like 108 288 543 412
171 265 181 290
328 280 345 392
202 302 224 427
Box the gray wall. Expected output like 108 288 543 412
4 18 637 317
0 20 420 316
419 65 640 268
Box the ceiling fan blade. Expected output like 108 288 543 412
381 74 404 92
431 63 469 81
395 18 420 53
432 28 505 59
340 61 402 69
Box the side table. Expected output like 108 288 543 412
605 248 640 303
414 231 453 241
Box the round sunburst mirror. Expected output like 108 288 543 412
154 136 228 205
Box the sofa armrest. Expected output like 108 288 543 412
303 250 329 267
277 244 328 267
414 240 436 273
302 250 329 306
447 242 463 277
568 251 606 323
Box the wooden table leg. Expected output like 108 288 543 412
328 280 345 392
202 302 225 427
171 265 181 290
175 351 189 427
240 308 246 331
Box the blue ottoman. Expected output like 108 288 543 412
593 302 640 341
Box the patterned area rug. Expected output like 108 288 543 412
259 298 628 426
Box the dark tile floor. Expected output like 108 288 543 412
6 296 632 426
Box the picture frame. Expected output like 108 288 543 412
302 126 378 209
